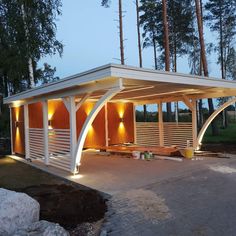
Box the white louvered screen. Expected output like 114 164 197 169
163 122 193 148
29 128 44 160
136 122 159 146
136 122 193 148
48 129 71 171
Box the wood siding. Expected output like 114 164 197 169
107 102 134 145
12 101 135 154
48 100 69 129
11 106 25 155
29 102 43 128
76 102 106 148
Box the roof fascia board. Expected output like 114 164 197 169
4 64 112 104
132 90 236 105
10 77 122 107
110 64 236 89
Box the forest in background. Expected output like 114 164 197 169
0 0 236 138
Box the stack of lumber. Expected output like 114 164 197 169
88 145 181 157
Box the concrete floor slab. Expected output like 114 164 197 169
9 152 236 235
11 152 234 195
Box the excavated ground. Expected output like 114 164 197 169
0 156 107 234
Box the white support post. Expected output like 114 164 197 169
62 97 70 111
24 104 30 159
72 86 122 174
105 103 109 147
76 93 91 111
9 106 14 154
197 97 236 149
69 96 77 173
42 101 49 165
192 99 197 149
182 95 194 112
158 102 164 146
133 103 137 144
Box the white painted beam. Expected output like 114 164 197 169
69 96 77 173
42 101 49 165
72 86 123 174
105 103 109 146
197 97 236 149
182 96 195 111
9 106 14 154
23 104 30 159
191 99 197 149
7 78 121 106
158 103 164 146
62 97 70 112
133 103 137 144
4 65 112 104
76 93 91 111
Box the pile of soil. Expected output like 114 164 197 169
18 184 107 230
201 143 236 154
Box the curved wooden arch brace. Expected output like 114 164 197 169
72 86 123 174
197 97 236 149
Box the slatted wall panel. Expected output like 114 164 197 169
48 129 71 171
164 122 193 148
136 122 160 146
29 128 44 160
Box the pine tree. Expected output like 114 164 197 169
205 0 236 80
139 0 161 70
140 0 194 121
195 0 218 135
205 0 236 128
136 0 143 68
102 0 125 65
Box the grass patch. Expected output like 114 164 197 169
0 156 107 231
0 156 65 189
203 123 236 144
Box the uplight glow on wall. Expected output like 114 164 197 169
118 104 125 132
85 103 94 116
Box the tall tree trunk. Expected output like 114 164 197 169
162 0 171 121
218 3 228 128
143 104 147 122
219 4 224 80
135 0 146 119
136 0 142 68
198 0 204 129
195 0 218 136
198 100 203 128
152 33 158 70
162 0 170 71
174 44 178 123
21 4 35 88
3 72 8 97
119 0 125 65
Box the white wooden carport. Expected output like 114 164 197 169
4 64 236 174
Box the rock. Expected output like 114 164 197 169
14 220 69 236
100 229 107 236
0 188 40 235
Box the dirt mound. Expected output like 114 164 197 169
19 184 107 230
201 143 236 154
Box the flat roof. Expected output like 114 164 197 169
4 63 236 105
